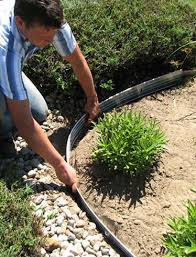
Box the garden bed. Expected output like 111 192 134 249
70 79 196 257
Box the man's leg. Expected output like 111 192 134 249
0 92 17 158
22 73 48 123
0 73 48 157
0 92 13 140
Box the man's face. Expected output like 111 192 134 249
16 16 58 48
23 24 58 48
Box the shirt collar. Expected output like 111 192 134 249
12 16 29 44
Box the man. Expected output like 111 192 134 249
0 0 100 191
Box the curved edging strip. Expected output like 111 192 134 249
66 70 196 257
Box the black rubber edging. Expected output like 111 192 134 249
66 70 196 257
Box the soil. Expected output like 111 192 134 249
70 78 196 257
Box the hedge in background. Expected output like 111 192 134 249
24 0 196 95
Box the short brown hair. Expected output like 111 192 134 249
14 0 64 28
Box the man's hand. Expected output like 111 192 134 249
55 161 77 192
85 95 100 124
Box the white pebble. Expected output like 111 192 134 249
70 243 84 256
39 200 48 209
69 205 80 215
37 163 44 170
27 170 37 178
88 222 96 230
101 247 110 255
40 248 46 255
79 211 86 219
56 216 65 226
55 197 68 207
35 209 43 217
81 240 90 250
55 226 65 235
57 115 64 122
76 220 86 228
86 247 96 255
82 231 88 239
64 209 72 219
34 195 45 205
57 234 68 242
50 252 60 257
68 219 75 227
93 242 101 251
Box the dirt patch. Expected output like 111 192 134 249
70 78 196 257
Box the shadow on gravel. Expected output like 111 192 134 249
0 160 75 199
0 161 24 189
48 126 70 156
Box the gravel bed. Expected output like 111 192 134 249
0 102 120 257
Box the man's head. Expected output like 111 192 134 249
14 0 64 28
14 0 64 47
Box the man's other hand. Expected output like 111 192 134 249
55 161 78 192
85 95 100 124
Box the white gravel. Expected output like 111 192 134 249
0 106 120 257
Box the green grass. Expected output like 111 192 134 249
163 201 196 257
0 180 43 257
93 110 167 175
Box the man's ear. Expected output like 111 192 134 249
15 16 25 30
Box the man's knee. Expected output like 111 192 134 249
31 101 48 124
22 73 49 124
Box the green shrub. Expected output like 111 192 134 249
163 201 196 257
24 0 196 96
0 181 43 257
186 0 196 9
93 110 167 175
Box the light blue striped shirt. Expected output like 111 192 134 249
0 0 76 100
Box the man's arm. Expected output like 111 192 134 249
6 98 77 191
64 44 100 122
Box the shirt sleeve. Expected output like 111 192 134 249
0 49 27 100
53 23 77 57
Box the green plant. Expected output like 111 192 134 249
93 110 167 175
185 0 196 9
100 79 114 91
163 201 196 257
46 212 58 220
167 41 196 60
24 0 196 96
0 180 43 257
